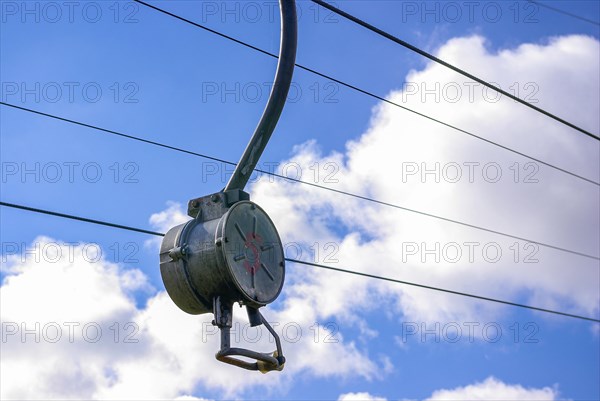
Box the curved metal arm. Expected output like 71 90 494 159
224 0 298 192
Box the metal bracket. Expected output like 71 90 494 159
187 189 250 220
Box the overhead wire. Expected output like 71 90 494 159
288 258 600 323
2 103 599 261
310 0 599 140
128 1 599 186
0 202 164 237
2 200 598 323
528 0 600 26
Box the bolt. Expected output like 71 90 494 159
168 246 187 261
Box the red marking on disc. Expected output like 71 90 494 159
243 232 263 275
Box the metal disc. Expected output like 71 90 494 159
219 201 285 305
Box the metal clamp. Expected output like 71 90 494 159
213 297 285 373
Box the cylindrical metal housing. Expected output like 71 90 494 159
160 201 285 315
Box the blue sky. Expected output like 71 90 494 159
1 1 599 400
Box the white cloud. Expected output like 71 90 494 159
338 377 563 401
338 392 388 401
1 236 148 324
1 237 151 400
425 377 562 401
148 201 191 233
144 201 192 250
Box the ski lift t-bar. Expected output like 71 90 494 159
159 0 297 373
